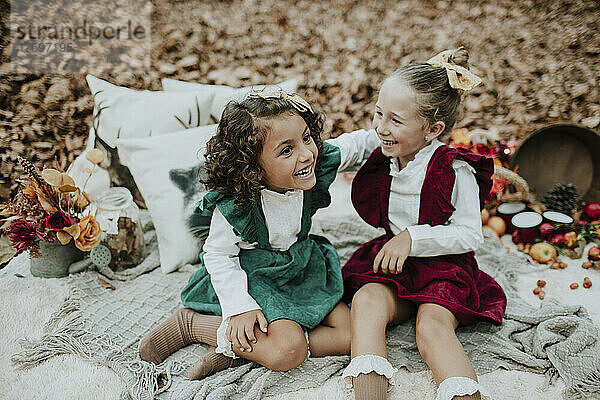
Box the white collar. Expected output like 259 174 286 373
389 139 444 177
260 188 302 199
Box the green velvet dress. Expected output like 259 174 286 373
180 142 343 329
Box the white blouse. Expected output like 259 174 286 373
386 139 484 256
202 189 305 322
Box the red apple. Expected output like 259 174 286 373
528 242 555 262
574 220 587 231
583 281 592 288
540 223 554 236
570 282 579 289
584 201 600 220
550 234 565 247
533 287 541 295
564 231 578 249
588 246 600 261
582 261 593 269
537 280 546 287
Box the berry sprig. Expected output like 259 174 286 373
533 280 546 300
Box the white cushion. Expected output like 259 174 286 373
161 78 298 122
87 75 215 148
116 124 217 273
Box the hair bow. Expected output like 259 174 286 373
427 50 482 91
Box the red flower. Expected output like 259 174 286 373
8 219 45 255
45 211 77 231
473 143 496 158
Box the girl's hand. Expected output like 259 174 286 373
227 310 268 352
373 229 412 274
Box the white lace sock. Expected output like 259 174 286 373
342 354 397 390
436 376 489 400
304 330 311 360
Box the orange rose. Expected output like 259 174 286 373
75 215 102 251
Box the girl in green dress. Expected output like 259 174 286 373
140 90 352 379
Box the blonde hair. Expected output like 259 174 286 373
386 47 471 134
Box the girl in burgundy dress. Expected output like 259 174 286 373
333 48 506 400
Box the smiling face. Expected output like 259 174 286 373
372 78 444 167
258 113 318 193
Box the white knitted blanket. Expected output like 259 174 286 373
11 213 600 400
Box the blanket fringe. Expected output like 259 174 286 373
565 362 600 399
543 367 560 390
11 283 184 400
10 288 112 369
120 358 186 400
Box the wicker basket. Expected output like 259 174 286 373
510 123 600 201
493 164 537 204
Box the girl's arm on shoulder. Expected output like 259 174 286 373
326 128 380 172
406 160 484 256
202 207 261 319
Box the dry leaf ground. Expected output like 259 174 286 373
1 0 599 203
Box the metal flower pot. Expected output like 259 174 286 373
30 240 84 278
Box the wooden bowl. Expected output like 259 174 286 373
510 123 600 201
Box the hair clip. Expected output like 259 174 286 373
246 90 313 113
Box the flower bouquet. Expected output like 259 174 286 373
1 150 104 277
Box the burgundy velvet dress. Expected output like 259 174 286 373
342 145 507 325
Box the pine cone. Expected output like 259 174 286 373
542 183 579 215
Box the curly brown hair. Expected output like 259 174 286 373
202 96 324 208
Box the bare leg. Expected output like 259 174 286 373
308 301 351 357
232 319 309 371
416 303 481 400
350 283 416 400
351 283 416 358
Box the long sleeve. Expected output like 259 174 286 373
406 160 484 256
202 207 261 319
326 129 380 172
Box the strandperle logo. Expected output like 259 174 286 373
8 0 151 75
14 20 147 46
